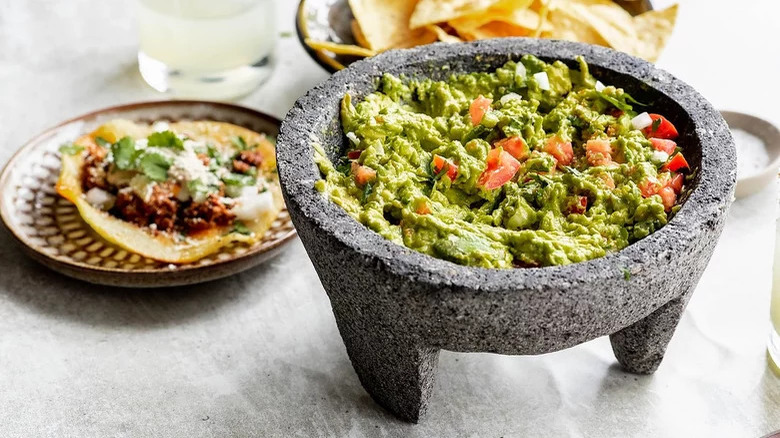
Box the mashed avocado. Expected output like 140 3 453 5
314 55 688 268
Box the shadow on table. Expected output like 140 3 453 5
0 230 278 328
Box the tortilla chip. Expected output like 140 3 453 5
427 24 464 43
389 28 438 49
543 1 609 46
348 0 419 51
565 0 638 54
351 19 371 49
632 4 678 62
448 1 544 34
305 39 376 57
409 0 506 29
455 20 535 41
56 120 283 264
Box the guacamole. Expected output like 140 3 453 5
314 55 689 268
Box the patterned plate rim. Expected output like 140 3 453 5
0 100 297 275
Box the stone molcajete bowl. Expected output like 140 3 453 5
277 39 736 422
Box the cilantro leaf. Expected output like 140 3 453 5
651 117 662 132
111 136 139 170
361 182 374 204
58 143 84 155
231 136 249 151
95 137 110 147
222 172 256 187
138 151 172 181
187 179 220 202
147 131 183 149
597 91 633 112
233 221 252 235
622 268 631 281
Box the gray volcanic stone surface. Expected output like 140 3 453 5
276 38 736 422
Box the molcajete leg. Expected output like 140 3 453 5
609 295 689 374
333 311 440 422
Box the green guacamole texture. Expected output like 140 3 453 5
314 55 678 269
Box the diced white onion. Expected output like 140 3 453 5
232 191 274 222
595 80 605 92
346 132 359 146
515 62 527 78
85 187 116 211
650 150 669 164
631 112 653 130
534 72 550 91
499 93 522 105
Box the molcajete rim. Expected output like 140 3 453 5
278 38 735 293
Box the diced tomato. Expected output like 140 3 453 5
432 154 458 181
661 153 689 172
585 139 613 167
478 148 521 190
658 186 677 211
347 150 362 159
567 195 588 214
639 178 659 198
609 108 624 118
415 200 431 215
494 136 529 160
599 173 615 189
667 172 684 194
469 95 492 126
543 136 574 166
642 114 678 140
351 161 376 186
649 138 676 155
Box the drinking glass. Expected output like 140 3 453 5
770 192 780 372
137 0 276 100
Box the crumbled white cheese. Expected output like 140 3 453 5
152 121 170 132
232 191 274 222
135 138 148 150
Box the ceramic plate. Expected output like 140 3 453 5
296 0 654 73
0 101 296 288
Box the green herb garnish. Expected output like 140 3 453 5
622 268 631 281
222 172 256 187
147 130 183 149
58 143 84 155
138 151 172 181
233 221 252 235
95 137 110 147
651 117 662 132
361 182 374 204
231 136 249 151
111 136 138 170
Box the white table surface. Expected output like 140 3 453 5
0 0 778 436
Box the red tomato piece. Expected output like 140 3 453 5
649 138 676 155
662 153 690 172
469 95 492 126
585 139 613 167
639 178 659 198
643 114 679 140
494 136 529 160
658 186 677 211
567 195 588 214
478 148 521 190
543 136 574 166
415 200 431 215
667 172 684 194
599 173 615 189
347 150 362 159
432 154 459 181
351 161 376 186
